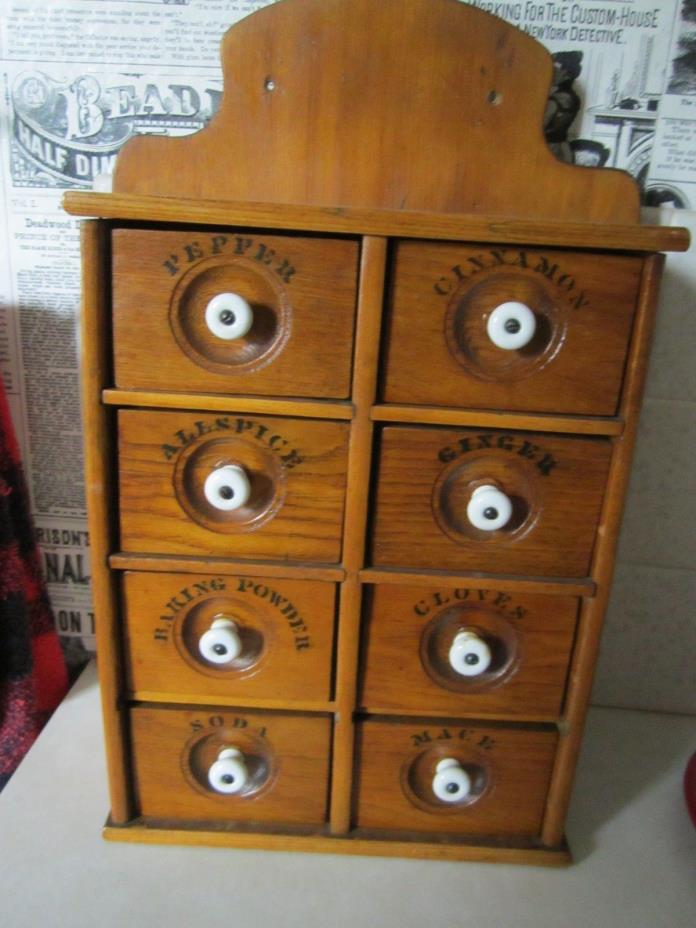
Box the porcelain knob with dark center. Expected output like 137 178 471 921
198 617 243 665
432 758 471 803
486 301 536 350
466 484 513 531
205 292 254 340
207 747 249 794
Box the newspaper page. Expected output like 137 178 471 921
466 0 683 194
0 0 275 660
0 0 692 659
649 0 696 206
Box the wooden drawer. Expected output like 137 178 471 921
112 229 359 398
359 584 578 720
123 571 336 704
118 409 349 563
131 706 331 824
371 426 611 577
382 241 642 415
354 718 557 836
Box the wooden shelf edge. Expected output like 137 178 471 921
129 692 336 713
359 568 596 597
372 405 624 437
109 553 345 582
103 389 354 420
358 706 561 725
103 821 571 866
62 192 690 254
104 396 622 435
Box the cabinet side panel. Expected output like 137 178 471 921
80 220 134 823
541 254 665 846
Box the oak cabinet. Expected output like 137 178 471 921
65 0 688 865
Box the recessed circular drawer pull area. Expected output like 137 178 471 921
130 706 331 824
486 301 536 350
359 584 578 719
466 484 512 532
176 433 286 534
203 464 251 511
392 735 490 816
187 725 273 802
112 229 360 399
123 571 336 704
423 607 519 693
205 292 254 341
198 617 243 665
208 747 250 794
354 718 558 836
372 425 612 577
118 409 349 562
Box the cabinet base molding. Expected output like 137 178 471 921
103 820 571 866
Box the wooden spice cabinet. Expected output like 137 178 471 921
64 0 689 865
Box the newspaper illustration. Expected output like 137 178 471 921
466 0 682 199
649 0 696 207
1 0 695 659
10 70 222 188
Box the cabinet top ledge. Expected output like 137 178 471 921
62 192 690 254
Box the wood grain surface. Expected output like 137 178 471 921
130 706 331 824
110 552 345 582
328 237 389 833
359 567 595 597
103 389 353 421
123 571 336 703
381 242 643 415
63 193 691 254
372 404 624 437
354 718 557 836
371 426 612 577
112 229 359 398
359 584 578 720
111 0 639 223
118 409 349 562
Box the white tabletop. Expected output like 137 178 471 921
2 662 695 928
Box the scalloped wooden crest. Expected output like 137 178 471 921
113 0 639 223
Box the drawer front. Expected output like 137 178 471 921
118 410 349 562
113 229 359 398
354 719 557 836
382 241 642 415
372 426 611 577
124 571 336 703
360 585 578 719
131 706 331 824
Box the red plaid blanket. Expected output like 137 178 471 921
0 377 68 789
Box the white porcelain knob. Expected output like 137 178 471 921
449 631 492 677
432 758 471 803
198 618 242 664
487 301 536 350
205 293 254 340
203 464 251 511
466 484 512 531
208 747 249 795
